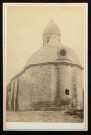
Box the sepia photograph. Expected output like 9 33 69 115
3 3 88 131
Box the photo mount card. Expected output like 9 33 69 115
3 3 88 131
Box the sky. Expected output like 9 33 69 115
6 5 85 85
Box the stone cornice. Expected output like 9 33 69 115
25 62 83 70
11 62 83 81
11 69 25 81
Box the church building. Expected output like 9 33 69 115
6 20 83 111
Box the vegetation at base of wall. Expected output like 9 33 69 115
64 109 84 120
54 99 71 107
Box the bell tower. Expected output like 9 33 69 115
43 19 61 46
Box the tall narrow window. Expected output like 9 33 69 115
20 90 21 96
47 37 49 43
65 89 69 95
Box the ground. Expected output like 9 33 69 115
6 111 83 123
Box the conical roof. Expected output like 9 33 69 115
43 19 61 35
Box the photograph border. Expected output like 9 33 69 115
3 2 88 131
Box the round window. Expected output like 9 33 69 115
60 49 66 56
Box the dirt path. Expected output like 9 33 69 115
6 111 83 123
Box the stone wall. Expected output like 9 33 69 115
50 64 57 102
11 78 19 111
71 66 83 110
18 64 52 110
71 66 77 108
11 80 14 111
43 33 60 46
6 90 11 111
77 67 83 110
58 64 72 104
10 63 83 111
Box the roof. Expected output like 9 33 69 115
43 19 61 35
11 69 25 81
25 38 82 68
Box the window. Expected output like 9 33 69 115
65 89 69 95
20 90 21 96
47 37 49 43
60 49 66 56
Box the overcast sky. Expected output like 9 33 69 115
6 5 85 85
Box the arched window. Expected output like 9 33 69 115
47 37 49 43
